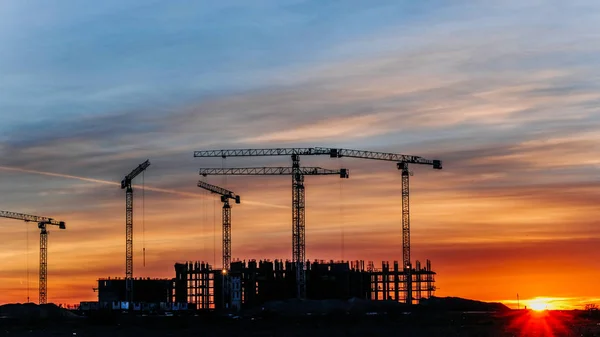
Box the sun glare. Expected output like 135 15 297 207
530 301 549 311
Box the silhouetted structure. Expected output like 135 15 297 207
0 210 66 304
196 181 240 272
174 262 217 309
369 260 435 304
193 147 442 303
91 259 435 312
173 258 436 310
196 164 349 300
120 159 151 303
97 278 173 304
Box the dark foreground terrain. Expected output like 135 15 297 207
2 310 600 337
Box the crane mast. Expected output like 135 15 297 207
198 165 349 300
121 159 150 304
39 224 48 304
222 198 231 269
400 162 412 304
197 180 240 271
291 155 305 297
0 210 66 304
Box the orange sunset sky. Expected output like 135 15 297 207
1 1 600 309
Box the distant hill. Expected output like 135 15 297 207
0 303 78 319
419 296 510 312
256 297 411 316
252 296 510 316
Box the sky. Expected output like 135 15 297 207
1 0 599 309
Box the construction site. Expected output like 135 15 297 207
2 147 443 313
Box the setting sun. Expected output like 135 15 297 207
529 301 550 311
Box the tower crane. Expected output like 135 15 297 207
195 147 441 304
198 166 349 300
120 159 150 303
197 180 240 271
197 180 240 310
194 148 341 300
0 210 66 304
315 147 442 304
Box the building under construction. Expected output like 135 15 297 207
172 258 436 311
90 258 435 312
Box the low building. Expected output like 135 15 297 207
97 277 174 304
84 259 436 313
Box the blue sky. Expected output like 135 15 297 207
1 0 593 125
1 1 600 306
1 0 448 124
1 1 597 124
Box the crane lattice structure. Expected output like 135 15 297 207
197 165 349 300
195 147 441 304
0 210 66 304
120 159 150 303
197 180 240 271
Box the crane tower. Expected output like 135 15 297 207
195 147 441 304
0 210 66 304
197 165 349 300
197 180 240 271
120 159 150 304
316 147 442 303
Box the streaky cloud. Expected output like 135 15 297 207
0 165 287 209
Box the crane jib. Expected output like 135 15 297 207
194 147 441 169
197 180 240 202
0 210 66 228
121 160 151 189
198 167 349 177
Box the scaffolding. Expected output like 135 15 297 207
174 261 215 310
369 259 435 304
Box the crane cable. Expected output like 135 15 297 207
213 199 216 268
142 171 146 267
201 176 205 261
339 157 345 262
201 175 208 261
340 178 344 262
26 224 29 303
220 157 226 268
221 157 227 187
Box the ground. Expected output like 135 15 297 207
2 310 600 337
